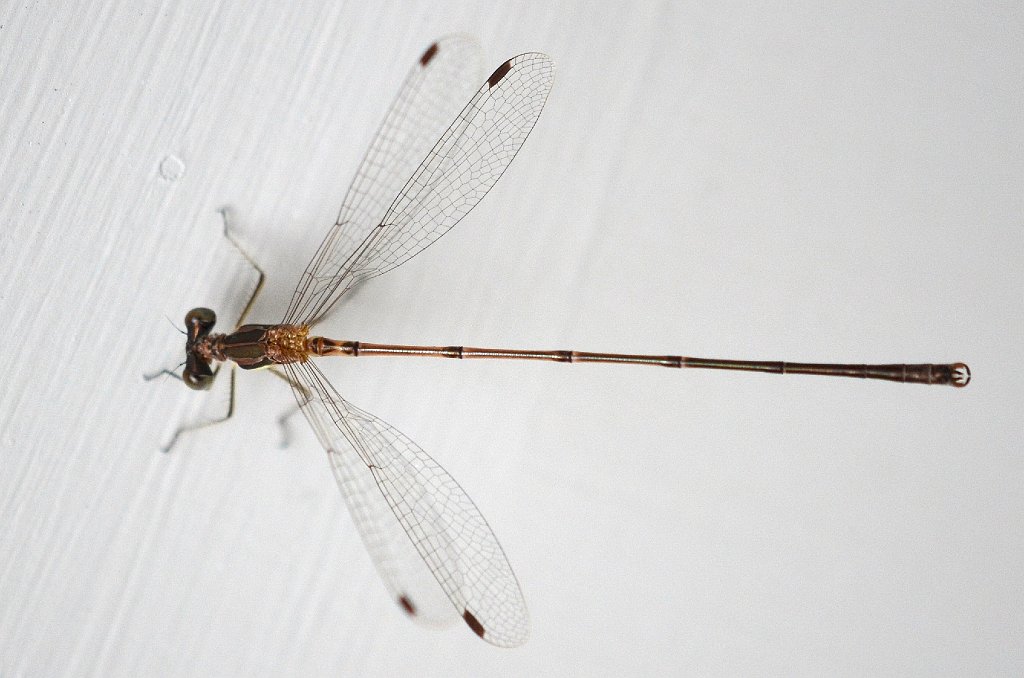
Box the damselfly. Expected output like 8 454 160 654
154 37 969 647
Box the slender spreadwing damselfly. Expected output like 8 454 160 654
152 37 970 647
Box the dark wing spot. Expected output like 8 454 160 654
420 42 439 66
487 60 513 88
462 609 485 638
398 595 417 616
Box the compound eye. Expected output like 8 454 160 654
183 355 215 390
185 308 217 341
183 369 215 390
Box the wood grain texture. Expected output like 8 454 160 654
1 1 1021 676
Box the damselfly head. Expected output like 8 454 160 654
183 308 217 390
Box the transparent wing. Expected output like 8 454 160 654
281 36 483 326
285 52 555 326
285 361 529 647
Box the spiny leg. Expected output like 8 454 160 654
266 367 311 448
144 208 265 383
159 367 237 453
146 210 266 451
143 368 184 383
219 206 266 327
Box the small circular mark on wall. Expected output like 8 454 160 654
159 154 185 181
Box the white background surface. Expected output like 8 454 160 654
1 1 1022 676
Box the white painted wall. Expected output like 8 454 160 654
1 1 1021 676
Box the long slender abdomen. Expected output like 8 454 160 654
306 337 970 387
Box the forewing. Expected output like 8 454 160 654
283 36 484 325
286 52 555 326
285 361 529 647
